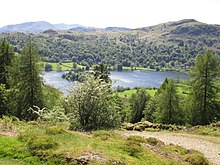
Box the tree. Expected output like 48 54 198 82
189 51 220 125
0 84 7 117
67 76 121 130
93 64 110 83
0 38 14 87
0 38 14 116
129 88 150 123
45 63 53 71
144 98 156 122
16 40 44 120
154 79 184 124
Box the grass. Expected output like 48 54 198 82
0 157 25 165
117 89 157 98
41 62 85 71
41 61 156 72
0 119 204 165
159 145 209 165
116 82 192 99
176 83 191 96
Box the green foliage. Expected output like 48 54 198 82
154 79 185 124
42 84 63 110
160 145 209 165
27 134 59 151
127 136 146 143
0 38 14 87
45 126 66 135
93 130 112 140
146 137 164 146
187 123 220 136
93 64 111 83
189 51 220 125
129 88 150 123
0 38 14 116
30 106 69 124
0 84 7 117
124 136 144 157
44 63 53 71
13 40 44 120
67 76 121 131
0 136 31 159
185 153 209 165
144 98 157 122
2 25 219 72
62 67 87 82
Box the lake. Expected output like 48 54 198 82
42 70 188 95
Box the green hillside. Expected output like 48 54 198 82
1 19 220 72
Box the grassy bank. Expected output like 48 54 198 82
0 118 210 165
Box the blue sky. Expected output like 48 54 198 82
1 0 220 28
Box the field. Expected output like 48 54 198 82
116 83 191 99
41 62 156 72
117 89 157 98
41 62 85 71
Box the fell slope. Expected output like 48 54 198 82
0 19 219 71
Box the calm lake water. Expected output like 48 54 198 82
42 70 188 95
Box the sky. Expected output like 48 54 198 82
1 0 220 28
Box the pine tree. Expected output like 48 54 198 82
16 40 44 120
0 38 14 116
129 88 150 123
189 51 220 125
0 38 14 87
155 79 184 124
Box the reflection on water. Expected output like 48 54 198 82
42 70 188 95
110 70 188 88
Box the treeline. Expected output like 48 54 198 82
0 39 220 130
1 30 217 72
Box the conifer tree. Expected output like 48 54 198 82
0 38 14 87
0 38 14 116
129 88 150 123
16 40 44 120
154 79 183 124
189 51 220 125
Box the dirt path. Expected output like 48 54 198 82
117 131 220 165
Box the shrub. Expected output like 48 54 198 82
146 137 164 146
93 130 112 140
67 76 121 131
185 153 209 165
127 136 146 143
124 140 142 157
18 132 59 154
45 126 66 135
27 135 58 151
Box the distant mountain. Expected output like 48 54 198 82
0 21 132 33
69 27 100 32
104 27 131 32
136 19 220 53
0 19 219 71
0 21 84 33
